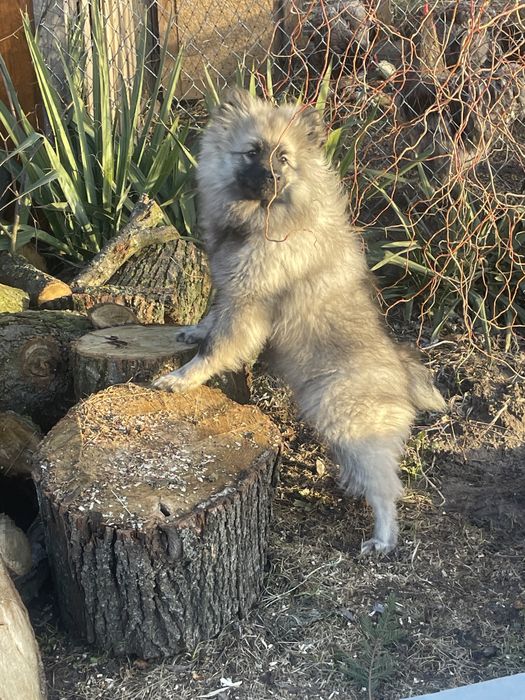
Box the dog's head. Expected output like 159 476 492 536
198 88 327 209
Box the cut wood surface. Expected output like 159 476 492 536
71 196 168 289
87 302 139 329
0 252 71 306
0 311 91 428
34 384 281 657
0 283 30 312
0 557 46 700
0 412 42 477
71 324 251 404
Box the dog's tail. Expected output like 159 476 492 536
398 344 446 413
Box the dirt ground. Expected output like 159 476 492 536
32 339 525 700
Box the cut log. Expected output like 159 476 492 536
0 252 72 306
0 412 43 478
34 384 281 657
0 514 32 577
71 196 168 289
0 311 91 428
70 324 251 404
0 283 30 312
0 558 47 700
87 303 139 329
70 278 210 326
110 237 211 325
110 237 210 306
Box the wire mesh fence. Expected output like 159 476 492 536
14 2 525 342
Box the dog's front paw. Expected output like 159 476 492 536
360 537 396 556
152 370 197 393
175 326 204 345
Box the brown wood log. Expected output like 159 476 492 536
71 196 168 289
0 283 30 312
0 252 71 306
0 514 32 577
0 558 46 700
0 311 91 428
110 237 211 325
70 325 251 404
34 384 281 658
70 278 210 326
0 412 43 478
87 303 139 329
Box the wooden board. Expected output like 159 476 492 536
0 1 39 134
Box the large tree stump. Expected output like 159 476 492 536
34 384 281 658
70 324 251 404
0 311 91 428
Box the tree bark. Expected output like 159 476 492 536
0 311 91 428
69 277 210 326
70 324 250 404
110 237 211 325
34 384 281 658
0 412 43 478
0 253 71 306
0 558 47 700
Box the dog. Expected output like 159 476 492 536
153 88 445 553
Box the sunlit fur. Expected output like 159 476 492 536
153 88 445 554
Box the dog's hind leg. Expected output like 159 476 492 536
334 437 405 554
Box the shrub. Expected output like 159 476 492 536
0 9 196 266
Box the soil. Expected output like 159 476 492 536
26 341 525 699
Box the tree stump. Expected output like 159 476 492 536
70 324 251 404
34 384 281 658
0 311 91 428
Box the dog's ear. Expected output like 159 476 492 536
214 87 255 118
296 106 326 147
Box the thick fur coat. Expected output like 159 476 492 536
154 88 445 553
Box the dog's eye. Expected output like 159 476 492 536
246 148 260 158
279 154 288 164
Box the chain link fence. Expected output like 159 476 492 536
24 2 525 340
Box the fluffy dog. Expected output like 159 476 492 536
153 88 445 553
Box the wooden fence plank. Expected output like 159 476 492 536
0 1 39 126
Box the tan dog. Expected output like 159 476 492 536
154 89 445 553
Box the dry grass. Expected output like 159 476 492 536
33 343 525 699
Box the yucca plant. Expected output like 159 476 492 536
0 7 197 265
